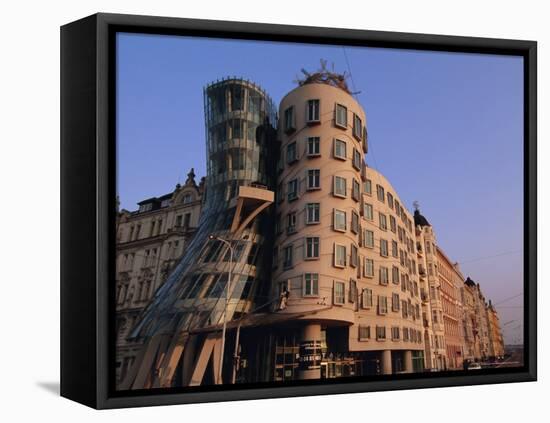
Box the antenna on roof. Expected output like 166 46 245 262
413 200 420 211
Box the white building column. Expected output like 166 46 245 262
404 350 413 373
298 324 322 380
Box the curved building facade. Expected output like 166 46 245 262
267 81 425 380
122 78 277 389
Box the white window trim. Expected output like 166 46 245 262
333 175 347 198
306 136 321 157
334 243 347 268
304 237 320 260
333 138 347 161
335 103 348 129
333 209 347 232
333 280 346 305
306 168 321 190
305 203 320 225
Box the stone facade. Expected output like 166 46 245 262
114 169 203 383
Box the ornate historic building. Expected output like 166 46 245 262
114 169 203 383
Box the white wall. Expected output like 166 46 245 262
0 0 546 421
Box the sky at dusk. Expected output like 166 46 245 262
117 33 524 345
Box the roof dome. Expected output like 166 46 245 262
414 209 431 227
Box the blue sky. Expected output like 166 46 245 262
117 33 524 344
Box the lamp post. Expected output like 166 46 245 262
208 234 234 385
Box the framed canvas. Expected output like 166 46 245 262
60 13 537 409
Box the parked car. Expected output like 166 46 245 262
467 362 482 370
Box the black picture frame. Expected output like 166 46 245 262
60 12 537 409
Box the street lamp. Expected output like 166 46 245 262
208 234 234 385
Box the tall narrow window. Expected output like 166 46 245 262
379 267 389 285
364 229 374 248
352 179 360 202
334 281 345 304
353 113 362 139
392 293 400 312
380 239 389 257
307 136 320 156
363 203 373 220
287 178 298 201
333 209 347 232
392 265 400 284
377 296 388 315
334 139 347 160
284 106 295 133
333 176 347 197
305 237 320 259
350 244 358 268
283 245 293 269
307 99 320 123
376 184 385 202
307 169 320 190
286 141 297 164
303 273 319 296
387 192 394 209
390 215 397 233
364 179 372 195
286 212 296 234
364 258 374 278
351 211 359 234
392 240 398 258
334 244 347 268
335 103 348 128
306 203 320 224
379 213 387 231
352 148 362 170
362 288 373 308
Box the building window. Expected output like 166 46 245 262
305 237 320 259
286 141 297 164
379 266 389 286
334 139 347 160
307 136 320 156
303 273 319 296
390 215 397 233
376 326 386 340
183 213 191 228
351 211 359 234
352 148 362 170
387 192 394 209
335 103 348 128
307 99 320 123
284 106 295 133
391 326 400 340
363 202 373 220
392 240 398 258
379 212 387 231
358 325 371 340
362 288 373 308
307 169 320 190
349 279 358 303
392 265 400 284
350 244 358 268
286 212 297 234
333 209 347 232
364 179 372 195
352 179 360 202
283 245 293 269
376 184 385 202
364 229 374 248
402 300 409 318
378 296 388 315
380 239 389 257
306 203 320 224
403 327 409 342
392 293 400 311
334 244 347 268
333 176 347 198
353 113 362 140
287 178 298 201
334 281 345 304
364 258 374 278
